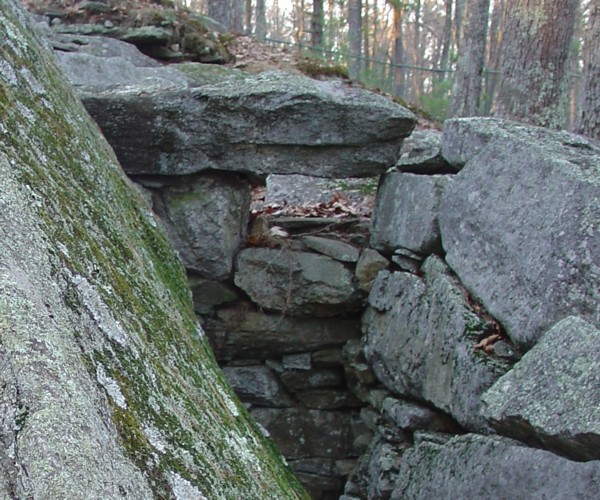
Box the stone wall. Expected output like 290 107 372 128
49 30 600 499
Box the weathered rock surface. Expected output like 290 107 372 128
235 248 363 317
370 172 447 255
482 316 600 461
440 119 600 346
363 256 510 431
395 130 455 174
154 173 250 280
442 116 600 168
204 302 362 360
392 434 600 499
355 249 389 292
56 49 189 93
0 1 305 497
55 43 416 177
222 365 294 407
251 408 356 459
54 34 161 65
302 236 360 262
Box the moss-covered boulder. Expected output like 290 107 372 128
0 1 306 497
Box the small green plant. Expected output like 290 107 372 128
296 57 349 79
420 79 453 121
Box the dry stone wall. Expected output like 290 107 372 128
46 28 600 500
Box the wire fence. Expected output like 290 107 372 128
262 36 582 124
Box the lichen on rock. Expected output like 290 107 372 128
0 0 306 497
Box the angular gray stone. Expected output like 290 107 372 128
381 398 457 433
295 389 362 410
392 434 600 499
440 122 600 346
363 256 510 431
156 173 250 280
282 352 312 370
302 236 360 262
347 435 405 500
370 172 448 255
251 408 356 459
188 277 239 314
442 116 600 169
54 35 161 66
482 316 600 461
235 248 362 317
65 62 415 177
395 130 456 174
204 302 362 360
355 248 389 292
222 365 293 407
55 50 189 94
280 368 344 391
0 2 304 496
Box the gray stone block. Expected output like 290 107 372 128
392 434 600 499
157 173 250 280
363 256 509 431
234 248 362 317
440 122 600 347
370 172 447 255
482 316 600 461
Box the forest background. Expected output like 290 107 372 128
186 0 598 139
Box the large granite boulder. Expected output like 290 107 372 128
482 316 600 461
235 248 363 317
0 1 305 497
363 256 511 431
440 118 600 347
392 434 600 499
54 43 416 177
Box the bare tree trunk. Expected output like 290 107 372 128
363 0 370 73
450 0 490 117
411 0 422 102
311 0 324 51
439 0 453 80
348 0 363 79
388 1 405 96
573 1 600 139
453 0 466 51
494 0 578 128
256 0 267 40
208 0 230 28
231 0 243 32
483 0 504 114
245 0 252 34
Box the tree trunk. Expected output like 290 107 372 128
573 1 600 139
311 0 324 51
439 0 453 80
363 0 370 73
483 0 504 114
245 0 252 34
231 0 243 33
411 0 422 102
208 0 230 28
389 1 405 96
256 0 267 40
494 0 578 128
449 0 490 117
348 0 362 79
